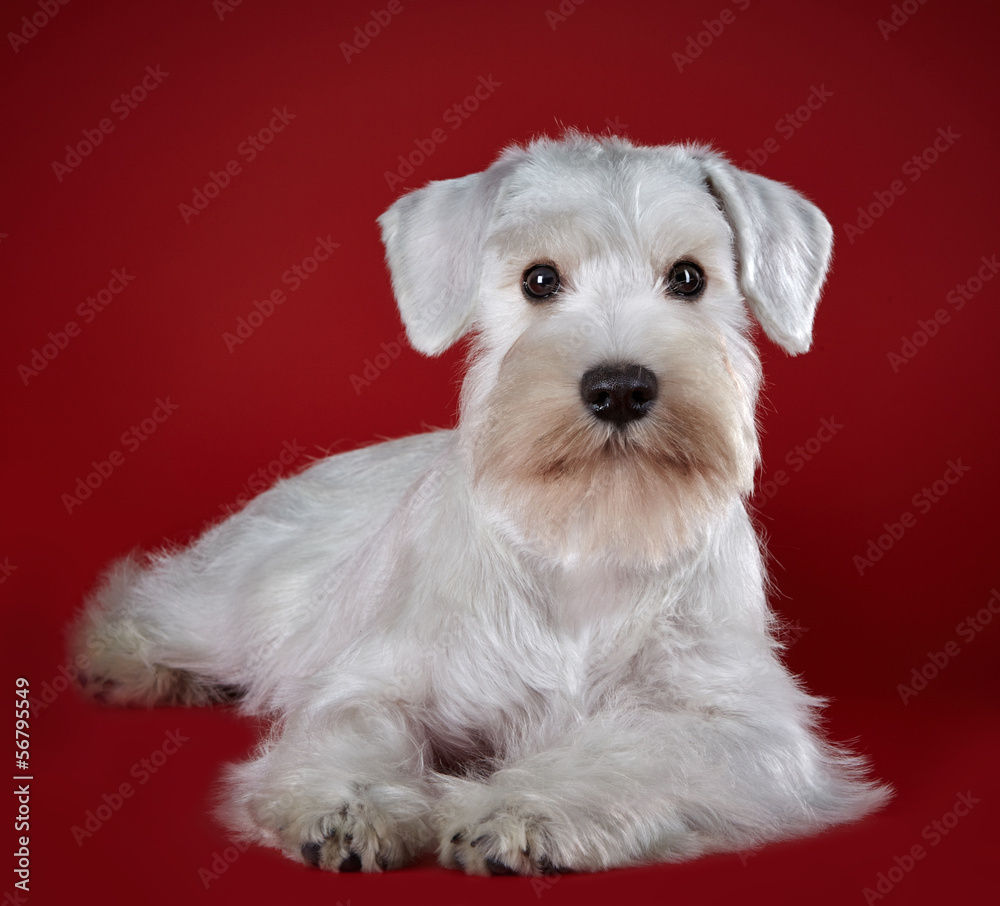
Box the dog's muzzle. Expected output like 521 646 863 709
580 364 658 427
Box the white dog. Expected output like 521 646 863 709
73 133 889 876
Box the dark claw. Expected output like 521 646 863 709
537 854 564 875
339 852 362 873
484 856 516 876
301 841 322 867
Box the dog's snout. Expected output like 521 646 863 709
580 364 658 427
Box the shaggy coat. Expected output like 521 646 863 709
73 134 889 876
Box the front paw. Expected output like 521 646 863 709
298 803 388 872
281 788 430 873
442 809 567 877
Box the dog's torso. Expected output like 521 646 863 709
137 429 784 775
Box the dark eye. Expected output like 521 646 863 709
666 261 705 299
523 264 561 301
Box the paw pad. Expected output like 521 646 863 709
483 856 516 876
338 852 362 873
301 841 322 867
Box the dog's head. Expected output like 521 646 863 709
379 134 832 565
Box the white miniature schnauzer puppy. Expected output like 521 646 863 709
73 133 889 876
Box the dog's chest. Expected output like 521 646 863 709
417 568 663 760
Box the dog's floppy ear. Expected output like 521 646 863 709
378 158 516 356
697 154 833 355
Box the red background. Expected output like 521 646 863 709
2 0 997 903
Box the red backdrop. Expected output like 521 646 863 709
2 0 997 903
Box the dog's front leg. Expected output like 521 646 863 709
221 701 434 872
438 704 887 875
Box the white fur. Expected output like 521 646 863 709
72 134 889 876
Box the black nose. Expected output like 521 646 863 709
580 364 658 426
